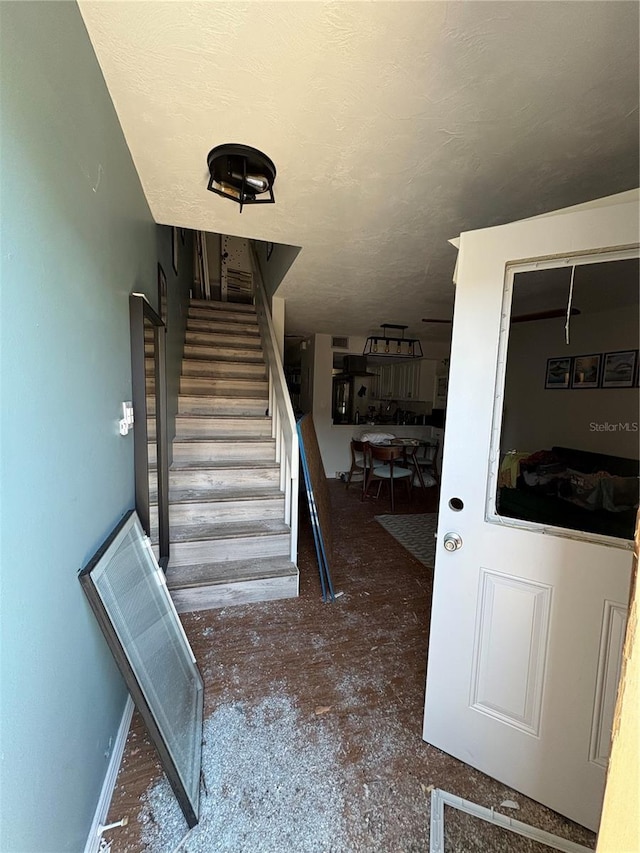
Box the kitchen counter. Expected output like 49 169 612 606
352 424 437 440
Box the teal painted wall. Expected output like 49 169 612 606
0 4 188 850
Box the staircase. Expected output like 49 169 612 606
161 298 299 612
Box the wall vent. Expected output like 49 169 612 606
332 336 349 349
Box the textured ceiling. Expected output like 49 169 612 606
79 1 639 339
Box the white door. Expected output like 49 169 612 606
423 191 639 832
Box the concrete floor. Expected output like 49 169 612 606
103 481 596 852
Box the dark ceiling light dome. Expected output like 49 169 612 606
206 143 276 212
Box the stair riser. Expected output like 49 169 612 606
184 344 265 363
170 533 290 566
167 468 280 494
190 299 255 314
151 357 266 381
188 307 258 324
182 361 267 380
187 318 260 336
149 420 272 440
178 396 268 417
175 416 272 439
172 441 275 463
180 377 268 396
185 330 262 349
167 497 285 527
170 574 298 612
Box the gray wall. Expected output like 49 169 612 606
502 307 639 458
253 240 301 303
0 4 187 850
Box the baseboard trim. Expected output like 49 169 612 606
83 695 134 853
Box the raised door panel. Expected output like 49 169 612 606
589 601 627 768
470 569 552 736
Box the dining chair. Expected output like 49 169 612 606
414 440 440 486
363 444 412 512
345 439 370 497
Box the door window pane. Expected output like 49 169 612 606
496 257 639 540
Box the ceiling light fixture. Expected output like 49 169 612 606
206 144 276 213
363 324 423 359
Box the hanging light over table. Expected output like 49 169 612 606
206 144 276 213
363 324 423 359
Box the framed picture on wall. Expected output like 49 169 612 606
601 350 637 388
571 353 601 389
172 227 179 275
545 356 572 389
157 263 167 326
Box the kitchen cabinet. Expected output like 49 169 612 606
375 364 394 399
372 359 434 402
418 359 436 404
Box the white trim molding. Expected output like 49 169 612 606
83 696 134 853
429 789 592 853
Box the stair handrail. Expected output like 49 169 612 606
250 251 299 565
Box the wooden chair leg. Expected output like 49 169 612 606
360 465 368 500
363 466 374 501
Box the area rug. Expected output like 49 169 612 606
374 513 438 568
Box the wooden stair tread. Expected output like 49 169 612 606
179 394 268 403
175 413 270 421
185 332 262 346
182 367 267 378
166 556 297 590
173 436 275 444
169 519 290 543
185 333 261 344
187 319 260 332
189 311 256 321
170 460 278 470
180 374 266 381
183 351 266 363
179 388 268 400
190 299 256 312
182 359 265 367
166 487 284 504
186 326 260 337
179 393 268 399
188 308 257 319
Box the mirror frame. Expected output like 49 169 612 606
130 292 169 568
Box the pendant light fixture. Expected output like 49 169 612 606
206 144 276 213
363 324 423 359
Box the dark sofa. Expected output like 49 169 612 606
498 446 639 540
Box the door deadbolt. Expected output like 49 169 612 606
443 532 463 552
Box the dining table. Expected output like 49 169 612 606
387 437 438 490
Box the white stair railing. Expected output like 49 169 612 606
250 252 299 565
